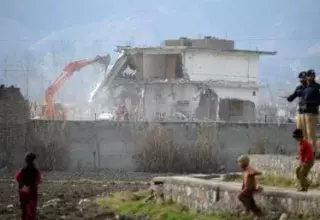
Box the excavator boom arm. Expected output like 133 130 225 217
43 54 110 119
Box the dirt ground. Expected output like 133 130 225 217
0 179 150 220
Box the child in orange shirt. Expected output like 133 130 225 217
237 155 263 218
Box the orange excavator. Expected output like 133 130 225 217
40 54 111 120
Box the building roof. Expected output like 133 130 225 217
116 45 277 56
116 46 186 55
222 49 276 55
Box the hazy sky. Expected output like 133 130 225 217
0 0 320 101
1 0 319 42
1 0 319 61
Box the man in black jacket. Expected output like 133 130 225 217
287 71 307 138
303 69 320 156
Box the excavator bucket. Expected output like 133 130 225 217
94 54 111 72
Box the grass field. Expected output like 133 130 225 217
97 190 249 220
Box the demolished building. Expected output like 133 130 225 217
90 36 276 122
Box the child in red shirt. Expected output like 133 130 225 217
15 152 42 220
293 128 314 191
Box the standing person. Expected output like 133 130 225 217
303 69 320 157
15 153 42 220
293 128 314 191
287 71 307 137
237 155 264 218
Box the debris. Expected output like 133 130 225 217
78 198 90 206
279 213 288 220
42 198 62 209
6 204 13 209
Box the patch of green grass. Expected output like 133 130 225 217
260 175 296 187
222 173 320 189
97 191 245 220
221 173 242 182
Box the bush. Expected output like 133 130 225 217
31 140 70 171
135 123 220 173
28 121 70 171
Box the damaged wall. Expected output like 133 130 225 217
104 82 256 122
130 53 143 80
142 82 218 121
195 89 218 120
142 54 166 79
98 82 218 122
218 98 255 122
142 54 184 80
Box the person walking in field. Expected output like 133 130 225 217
237 155 264 219
293 128 314 191
15 152 42 220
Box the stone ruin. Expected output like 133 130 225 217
0 85 30 170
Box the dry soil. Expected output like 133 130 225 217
0 178 150 220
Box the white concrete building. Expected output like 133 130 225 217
119 38 275 105
92 37 276 122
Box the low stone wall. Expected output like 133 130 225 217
152 175 320 216
249 154 320 183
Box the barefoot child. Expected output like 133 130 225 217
237 155 263 218
15 153 42 220
293 128 314 191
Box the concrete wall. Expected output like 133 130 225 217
184 50 259 83
28 121 299 172
152 175 320 217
